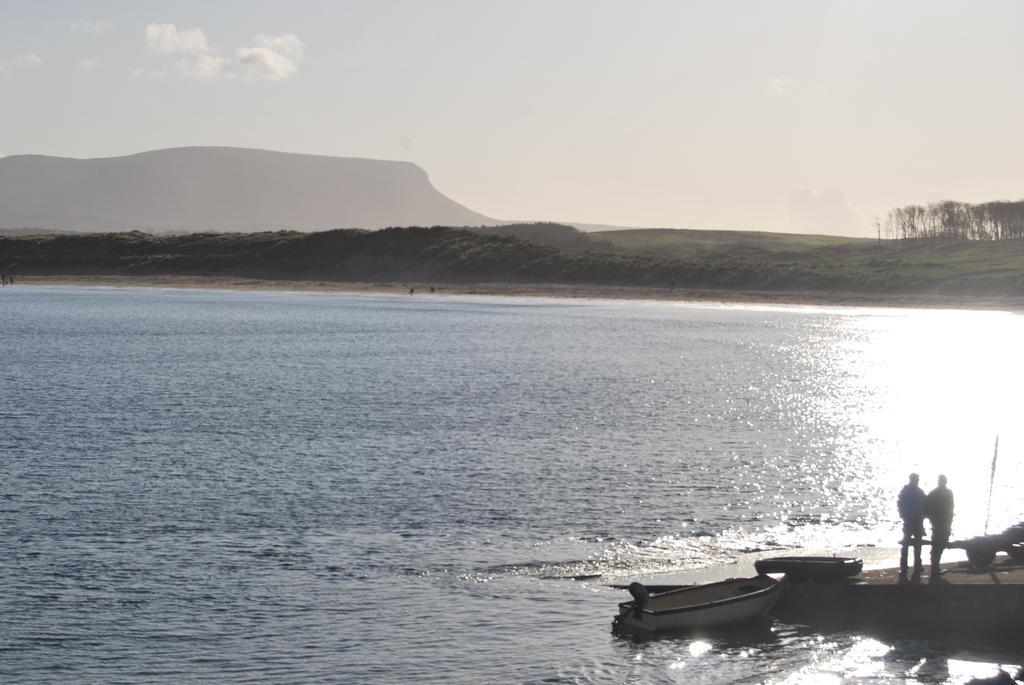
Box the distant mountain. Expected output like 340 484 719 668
0 147 495 232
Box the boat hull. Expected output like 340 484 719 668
754 556 862 580
613 574 784 633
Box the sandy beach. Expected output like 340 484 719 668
16 274 1024 311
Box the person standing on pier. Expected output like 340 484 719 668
898 472 926 575
924 474 955 577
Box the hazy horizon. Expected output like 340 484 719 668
3 1 1023 237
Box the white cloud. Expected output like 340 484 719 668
145 24 210 55
254 33 303 59
237 34 303 81
72 19 113 33
79 59 99 69
0 53 41 76
783 186 861 234
139 26 303 82
236 46 297 81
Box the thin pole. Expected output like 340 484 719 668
984 435 999 535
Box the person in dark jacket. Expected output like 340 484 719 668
898 472 926 574
924 474 955 577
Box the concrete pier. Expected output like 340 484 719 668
772 558 1024 637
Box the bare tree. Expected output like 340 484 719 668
885 199 1024 241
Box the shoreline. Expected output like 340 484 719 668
14 274 1024 312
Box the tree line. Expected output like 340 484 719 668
884 200 1024 241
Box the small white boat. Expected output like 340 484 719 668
612 574 785 633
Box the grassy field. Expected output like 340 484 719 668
592 228 869 254
804 239 1024 294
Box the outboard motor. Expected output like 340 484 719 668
627 582 651 618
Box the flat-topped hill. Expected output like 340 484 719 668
0 147 494 232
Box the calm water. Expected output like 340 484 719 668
2 286 1022 684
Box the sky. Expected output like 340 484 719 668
2 1 1023 236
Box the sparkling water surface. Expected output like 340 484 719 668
2 286 1022 683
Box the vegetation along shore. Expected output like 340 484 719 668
3 223 1024 309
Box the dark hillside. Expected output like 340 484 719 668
470 223 616 252
469 224 865 256
3 227 1024 297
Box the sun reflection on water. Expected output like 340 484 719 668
688 639 714 658
801 308 1024 539
767 633 1022 685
